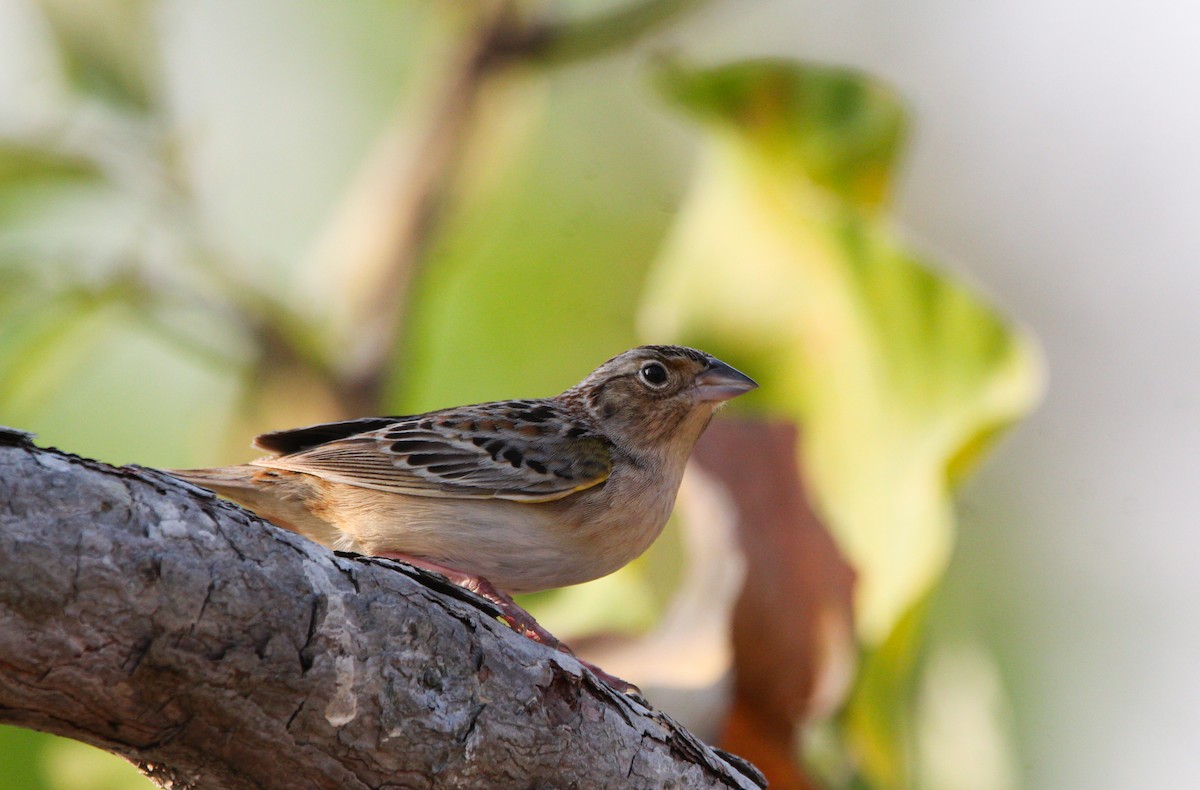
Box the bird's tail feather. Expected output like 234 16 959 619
170 466 264 497
167 466 341 548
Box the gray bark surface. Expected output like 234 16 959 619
0 428 764 789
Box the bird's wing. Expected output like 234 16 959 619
253 416 404 455
249 401 612 503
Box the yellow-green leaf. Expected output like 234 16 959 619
654 58 906 210
641 59 1042 645
36 0 160 111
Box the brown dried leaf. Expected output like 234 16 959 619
692 419 857 786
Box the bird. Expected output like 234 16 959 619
171 345 756 690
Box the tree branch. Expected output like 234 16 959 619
326 4 511 415
317 0 717 415
507 0 714 67
0 428 763 789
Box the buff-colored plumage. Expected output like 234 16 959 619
172 346 756 595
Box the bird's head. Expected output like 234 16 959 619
563 345 758 462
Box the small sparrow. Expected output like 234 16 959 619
172 346 755 687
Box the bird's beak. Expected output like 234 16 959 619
695 359 758 402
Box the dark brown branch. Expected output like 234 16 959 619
500 0 714 67
0 428 764 790
328 0 715 414
332 4 514 415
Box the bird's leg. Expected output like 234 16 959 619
374 552 642 696
372 552 563 645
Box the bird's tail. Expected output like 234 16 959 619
170 465 268 500
167 466 341 549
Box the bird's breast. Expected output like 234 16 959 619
551 462 678 578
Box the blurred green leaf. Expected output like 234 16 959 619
643 58 1042 646
643 59 1041 788
395 64 686 411
41 736 148 790
0 727 52 790
0 142 100 186
0 141 104 236
36 0 159 111
0 139 127 276
0 281 120 419
655 58 906 209
840 597 928 789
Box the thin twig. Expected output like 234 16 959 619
10 0 716 420
332 0 712 415
495 0 714 67
333 1 519 416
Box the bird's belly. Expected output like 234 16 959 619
322 484 672 594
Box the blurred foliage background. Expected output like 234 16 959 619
0 1 1057 788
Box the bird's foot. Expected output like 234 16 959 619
374 552 642 698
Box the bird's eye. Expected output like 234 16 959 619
639 361 669 388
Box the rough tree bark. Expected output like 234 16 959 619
0 428 764 790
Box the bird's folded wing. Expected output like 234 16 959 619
249 404 612 502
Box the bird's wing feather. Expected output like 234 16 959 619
253 416 405 455
249 401 612 502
